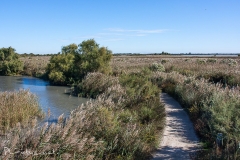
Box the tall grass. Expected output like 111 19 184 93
152 71 240 159
1 70 165 159
11 55 240 159
0 89 44 133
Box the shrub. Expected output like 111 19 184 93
76 72 119 98
206 58 217 63
196 59 206 64
0 47 23 75
149 63 165 72
46 53 75 85
46 39 112 85
197 72 240 87
220 58 238 66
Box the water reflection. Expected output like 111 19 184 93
0 76 88 123
17 77 50 86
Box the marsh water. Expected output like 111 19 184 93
0 76 88 123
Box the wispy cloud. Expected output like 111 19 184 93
106 28 167 34
58 28 167 43
102 38 124 42
98 32 123 36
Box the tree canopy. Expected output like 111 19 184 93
46 39 112 85
0 47 23 75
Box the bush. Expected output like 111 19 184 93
76 72 119 98
46 39 112 85
206 58 217 63
149 63 165 72
47 53 75 85
0 47 23 75
197 72 240 87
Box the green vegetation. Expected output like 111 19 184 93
111 56 240 158
152 71 240 158
75 72 119 98
3 44 240 159
0 69 165 160
0 47 23 75
0 89 43 132
149 63 165 72
46 39 112 85
0 42 165 159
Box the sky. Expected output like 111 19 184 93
0 0 239 54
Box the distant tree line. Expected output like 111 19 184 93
19 53 56 57
114 51 170 56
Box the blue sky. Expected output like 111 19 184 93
0 0 239 54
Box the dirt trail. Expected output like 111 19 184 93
152 93 200 160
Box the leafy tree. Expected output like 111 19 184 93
46 39 112 85
47 53 75 84
61 43 78 54
0 47 23 75
75 39 112 77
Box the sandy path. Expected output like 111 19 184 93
152 93 200 160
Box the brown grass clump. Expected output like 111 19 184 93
0 89 44 133
20 56 50 77
76 72 120 98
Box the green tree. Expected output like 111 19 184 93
46 39 112 85
75 39 112 77
47 53 75 84
61 43 78 54
0 47 23 75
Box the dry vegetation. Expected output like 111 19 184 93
2 55 240 159
20 56 50 77
0 90 44 133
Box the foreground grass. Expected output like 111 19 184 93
0 89 44 133
0 70 165 160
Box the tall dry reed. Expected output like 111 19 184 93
0 89 43 133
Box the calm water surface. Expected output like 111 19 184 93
0 76 88 123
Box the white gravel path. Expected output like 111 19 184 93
152 93 200 160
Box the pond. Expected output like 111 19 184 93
0 76 88 123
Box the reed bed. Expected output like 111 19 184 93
0 89 44 133
20 56 50 77
0 70 165 159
